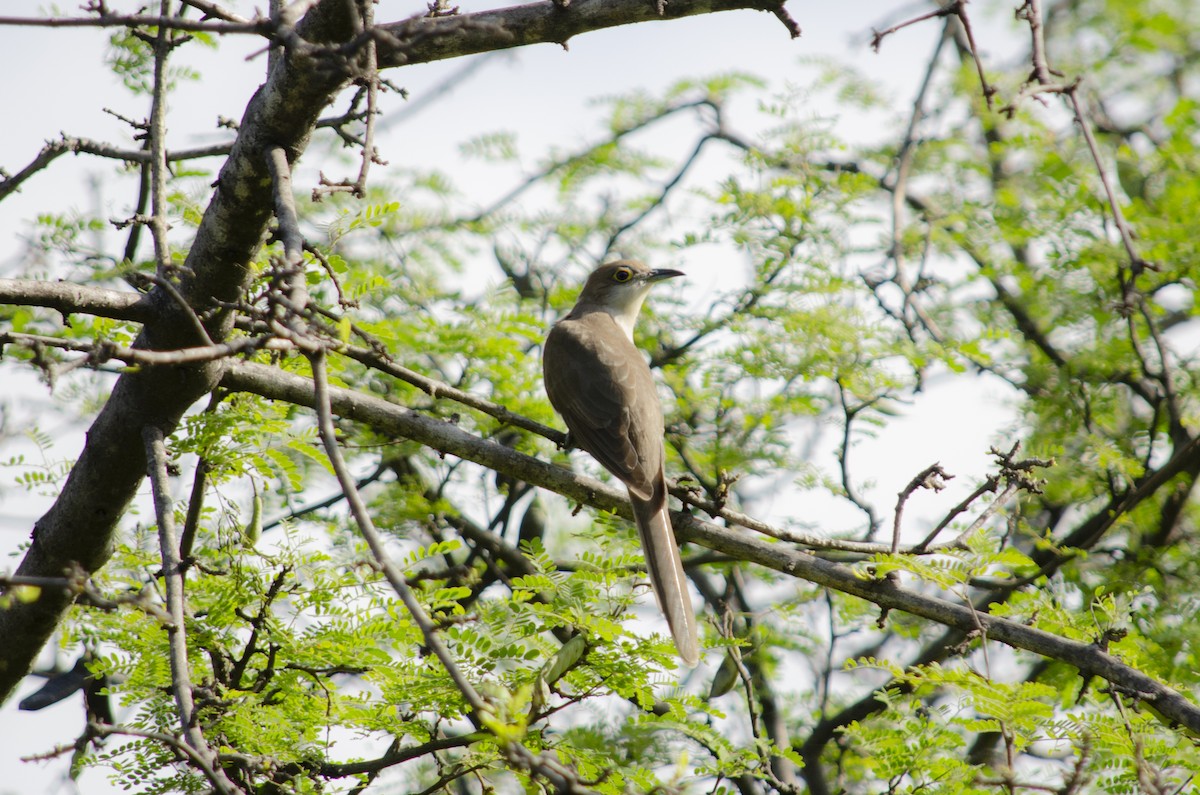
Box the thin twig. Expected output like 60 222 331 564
0 329 290 366
911 475 999 552
143 272 214 345
146 8 173 284
872 1 994 106
181 0 252 24
310 6 384 205
602 132 715 255
836 382 883 537
180 456 210 561
308 349 601 794
0 12 267 32
1010 0 1146 272
1064 84 1144 270
892 463 951 553
308 349 489 720
882 20 951 341
264 145 311 338
143 425 242 795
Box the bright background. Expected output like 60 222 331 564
0 2 1024 792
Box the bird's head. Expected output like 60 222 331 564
574 261 684 337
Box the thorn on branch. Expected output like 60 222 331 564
103 107 149 133
426 0 459 17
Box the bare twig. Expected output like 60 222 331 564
307 350 489 715
179 456 210 561
308 348 603 794
461 98 714 226
892 463 951 553
312 2 383 200
910 475 999 552
0 135 231 204
143 425 242 795
0 329 290 367
836 382 883 537
771 4 801 38
0 12 267 33
181 0 252 24
1064 84 1144 270
1008 0 1146 272
872 0 994 106
877 20 952 343
603 131 716 256
142 272 215 346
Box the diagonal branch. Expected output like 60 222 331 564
307 349 602 794
219 359 1200 735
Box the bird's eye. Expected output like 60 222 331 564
612 267 632 283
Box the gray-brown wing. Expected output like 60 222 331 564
543 313 664 497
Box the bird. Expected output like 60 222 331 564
542 260 699 666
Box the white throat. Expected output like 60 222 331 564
600 290 650 342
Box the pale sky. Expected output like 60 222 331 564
0 3 1025 792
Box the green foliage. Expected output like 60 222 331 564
6 1 1200 793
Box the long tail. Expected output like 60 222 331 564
630 488 699 667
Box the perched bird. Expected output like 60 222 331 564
542 260 699 666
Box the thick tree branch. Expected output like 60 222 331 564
318 731 482 777
375 0 797 69
0 0 360 705
0 279 153 323
219 360 1200 735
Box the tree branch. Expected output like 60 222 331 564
143 425 243 795
0 279 153 323
0 0 361 705
219 359 1200 735
375 0 797 68
307 349 602 794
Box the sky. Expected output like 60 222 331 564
0 2 1027 792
